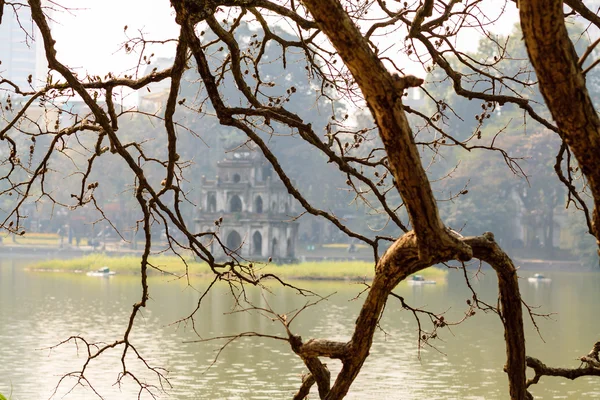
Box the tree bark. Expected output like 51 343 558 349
289 232 528 400
301 0 471 263
465 236 527 400
297 1 527 398
520 0 600 250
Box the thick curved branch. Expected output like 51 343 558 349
288 230 527 400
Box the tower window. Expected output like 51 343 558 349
230 195 242 212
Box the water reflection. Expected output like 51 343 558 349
1 258 600 399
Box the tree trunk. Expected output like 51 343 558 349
296 2 527 398
301 0 471 263
520 0 600 251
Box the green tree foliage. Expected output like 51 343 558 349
427 25 593 257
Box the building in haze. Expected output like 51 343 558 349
195 145 298 261
0 3 47 92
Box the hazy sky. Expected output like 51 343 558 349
52 0 179 76
49 0 520 79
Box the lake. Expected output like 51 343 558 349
1 256 599 399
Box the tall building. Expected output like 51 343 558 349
0 4 46 93
196 145 299 261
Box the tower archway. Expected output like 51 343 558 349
207 193 216 212
255 196 263 214
227 230 242 251
286 238 293 257
253 231 262 256
271 237 279 258
230 195 242 212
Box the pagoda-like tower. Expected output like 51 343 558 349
195 147 298 261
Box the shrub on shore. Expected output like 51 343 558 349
30 254 447 282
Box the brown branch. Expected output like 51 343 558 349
526 353 600 388
520 0 600 248
565 0 600 31
464 234 527 400
408 0 434 38
554 142 593 234
302 0 471 263
302 357 331 399
160 29 187 193
293 372 317 400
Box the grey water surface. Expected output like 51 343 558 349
1 257 599 399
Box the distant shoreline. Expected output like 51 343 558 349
1 243 592 273
22 253 448 282
26 268 379 282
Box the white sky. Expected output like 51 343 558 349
51 0 179 76
48 0 520 78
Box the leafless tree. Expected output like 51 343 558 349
2 0 600 399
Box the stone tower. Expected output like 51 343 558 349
195 146 298 261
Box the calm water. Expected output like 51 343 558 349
1 257 600 399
